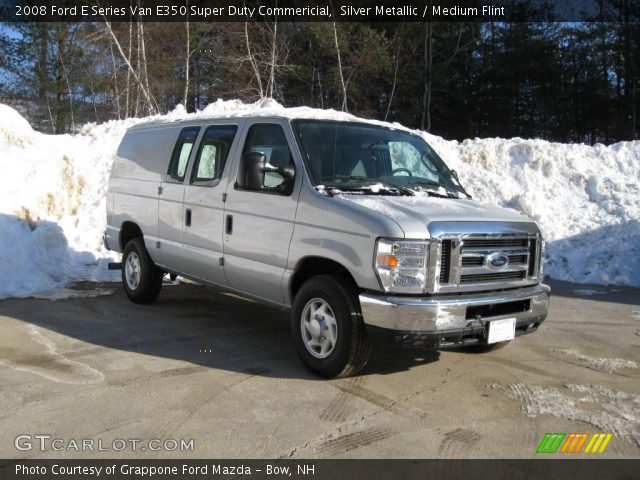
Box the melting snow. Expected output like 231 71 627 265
572 289 611 296
490 382 640 448
550 349 638 373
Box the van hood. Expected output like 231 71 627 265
338 194 534 238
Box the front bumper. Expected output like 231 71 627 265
359 283 550 349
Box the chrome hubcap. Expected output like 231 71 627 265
125 252 141 290
301 298 338 359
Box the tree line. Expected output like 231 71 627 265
1 4 639 144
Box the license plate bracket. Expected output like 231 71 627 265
487 318 516 344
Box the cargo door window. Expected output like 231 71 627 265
167 126 200 182
190 125 238 185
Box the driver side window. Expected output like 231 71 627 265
241 124 293 189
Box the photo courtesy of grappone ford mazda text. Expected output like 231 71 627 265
104 115 550 378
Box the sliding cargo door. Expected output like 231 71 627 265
181 124 240 286
156 126 200 271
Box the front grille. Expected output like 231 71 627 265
460 271 526 284
463 238 528 248
440 239 451 283
436 230 540 292
462 257 483 266
527 239 537 275
462 254 527 267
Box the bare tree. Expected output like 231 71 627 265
108 35 121 119
244 21 264 98
332 21 348 112
385 28 403 121
103 20 156 115
421 24 470 131
57 48 75 131
420 22 433 131
125 21 132 116
183 4 190 108
134 18 141 116
137 16 156 113
267 18 277 98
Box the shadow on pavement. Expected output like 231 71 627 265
546 279 640 306
0 282 440 380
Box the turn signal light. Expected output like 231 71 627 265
376 254 398 267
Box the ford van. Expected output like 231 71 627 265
105 115 549 377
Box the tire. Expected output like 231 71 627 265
122 238 162 304
291 275 371 378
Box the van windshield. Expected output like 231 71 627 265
291 120 467 197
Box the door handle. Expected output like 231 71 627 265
185 208 192 227
225 214 233 235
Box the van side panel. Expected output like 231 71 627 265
111 127 176 181
108 178 159 255
283 185 406 304
106 127 180 256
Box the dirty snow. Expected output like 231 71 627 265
572 288 612 296
490 383 640 448
31 287 117 301
550 348 638 374
0 99 639 298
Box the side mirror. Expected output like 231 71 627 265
277 164 295 181
451 169 460 182
237 152 266 190
275 164 296 194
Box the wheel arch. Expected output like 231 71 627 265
119 221 144 251
289 256 359 303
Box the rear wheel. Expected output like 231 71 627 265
122 238 162 304
292 275 371 378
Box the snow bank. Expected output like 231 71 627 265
0 99 638 299
0 109 138 298
424 134 640 286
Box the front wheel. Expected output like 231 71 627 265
292 275 371 378
122 238 163 304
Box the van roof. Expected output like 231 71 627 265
126 99 413 134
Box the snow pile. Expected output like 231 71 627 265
0 108 140 298
424 134 640 286
0 99 639 299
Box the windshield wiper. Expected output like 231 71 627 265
407 180 467 199
325 175 414 196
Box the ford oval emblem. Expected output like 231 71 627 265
487 252 509 269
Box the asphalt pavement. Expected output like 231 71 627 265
1 279 638 459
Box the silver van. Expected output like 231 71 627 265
105 115 549 377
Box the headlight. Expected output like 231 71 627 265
375 239 429 293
